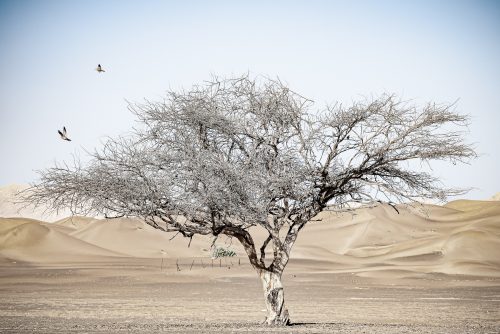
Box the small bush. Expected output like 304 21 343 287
212 246 236 259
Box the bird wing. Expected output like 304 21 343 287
63 126 67 135
58 130 64 137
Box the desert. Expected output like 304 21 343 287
3 1 500 333
1 184 499 333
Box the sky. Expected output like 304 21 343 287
0 0 499 200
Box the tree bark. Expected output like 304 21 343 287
259 270 290 326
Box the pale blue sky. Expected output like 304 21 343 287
1 0 499 200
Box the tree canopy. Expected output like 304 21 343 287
27 75 476 325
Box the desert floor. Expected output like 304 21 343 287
2 185 500 333
1 258 499 334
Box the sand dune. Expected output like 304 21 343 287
67 217 214 258
0 184 71 222
445 198 500 213
0 217 124 263
1 183 499 278
54 216 96 229
293 202 500 277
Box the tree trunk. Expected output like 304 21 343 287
259 270 290 326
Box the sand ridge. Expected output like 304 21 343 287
0 218 124 263
1 193 499 277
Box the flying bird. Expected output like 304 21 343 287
96 64 105 73
58 127 71 141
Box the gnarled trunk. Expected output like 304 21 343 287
259 270 290 326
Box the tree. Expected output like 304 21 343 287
27 75 476 325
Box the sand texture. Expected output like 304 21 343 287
1 185 499 333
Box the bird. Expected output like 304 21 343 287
58 126 71 141
96 64 105 73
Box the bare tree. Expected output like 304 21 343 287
26 75 476 325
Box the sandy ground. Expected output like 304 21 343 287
1 184 500 333
1 259 499 334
